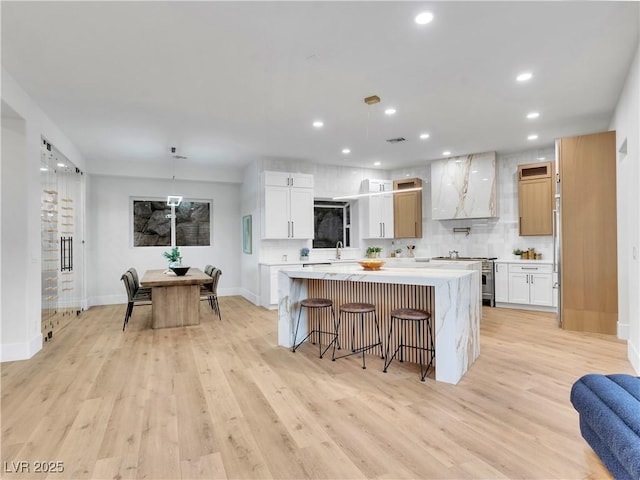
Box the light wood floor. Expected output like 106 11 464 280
1 297 635 479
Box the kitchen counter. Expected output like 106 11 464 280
496 258 553 264
258 258 359 266
278 264 480 384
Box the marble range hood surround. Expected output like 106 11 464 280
431 151 497 220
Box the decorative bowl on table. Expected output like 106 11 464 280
170 266 191 276
358 259 386 271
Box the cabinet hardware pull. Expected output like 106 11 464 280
526 275 529 284
291 221 294 238
521 266 538 270
531 275 534 284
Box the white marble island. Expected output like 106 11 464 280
278 264 480 385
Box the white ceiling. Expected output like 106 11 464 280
2 1 638 174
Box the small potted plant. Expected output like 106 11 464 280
300 247 310 261
366 246 382 258
512 248 523 259
163 246 182 267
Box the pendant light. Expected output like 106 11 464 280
167 147 185 206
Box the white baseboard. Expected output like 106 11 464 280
629 340 640 375
617 320 630 340
1 333 42 363
494 302 558 314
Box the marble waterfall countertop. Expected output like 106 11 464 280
277 263 480 385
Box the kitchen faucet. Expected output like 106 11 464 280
336 241 343 260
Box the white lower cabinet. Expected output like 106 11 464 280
495 262 554 309
494 262 509 303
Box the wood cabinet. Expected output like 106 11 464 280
362 179 394 239
262 171 314 239
558 131 617 334
518 161 553 236
393 178 422 238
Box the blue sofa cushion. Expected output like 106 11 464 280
570 374 640 480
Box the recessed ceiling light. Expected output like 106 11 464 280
419 133 430 139
40 167 48 171
374 161 381 166
537 156 546 160
384 108 396 115
526 112 540 119
517 72 533 82
443 151 451 156
342 148 351 154
528 134 538 140
312 120 323 128
406 173 411 177
415 11 434 25
57 162 66 167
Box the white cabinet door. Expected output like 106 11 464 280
508 272 530 304
530 273 553 306
263 186 290 238
290 188 314 239
494 262 509 302
270 267 280 305
290 173 314 189
264 171 291 187
366 195 383 238
380 193 394 238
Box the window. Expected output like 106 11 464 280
313 200 350 248
133 199 211 247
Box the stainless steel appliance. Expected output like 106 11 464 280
431 257 496 306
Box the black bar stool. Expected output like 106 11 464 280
383 308 434 381
292 298 338 358
332 302 383 369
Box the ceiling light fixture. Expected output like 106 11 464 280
517 72 533 82
312 120 324 128
167 147 184 207
384 108 396 115
415 12 434 25
527 112 540 119
443 150 451 156
528 134 538 140
342 148 351 154
419 133 430 139
373 161 381 166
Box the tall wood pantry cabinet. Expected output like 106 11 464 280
393 178 422 238
518 161 553 236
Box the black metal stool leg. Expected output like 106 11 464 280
373 311 384 358
383 317 396 372
417 320 426 382
360 313 366 369
292 304 304 352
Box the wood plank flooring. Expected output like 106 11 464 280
1 297 635 479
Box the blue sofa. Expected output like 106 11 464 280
570 374 640 480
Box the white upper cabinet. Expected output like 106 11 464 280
430 151 497 219
262 171 314 239
362 179 394 239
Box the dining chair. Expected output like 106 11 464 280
120 270 152 331
201 267 222 320
127 267 152 296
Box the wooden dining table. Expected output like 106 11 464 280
140 268 212 329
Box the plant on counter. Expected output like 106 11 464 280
300 247 310 258
366 246 382 258
512 248 523 256
163 246 182 265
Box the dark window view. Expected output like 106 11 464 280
313 201 350 248
176 201 211 246
133 199 211 247
133 200 171 246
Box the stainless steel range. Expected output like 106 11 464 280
431 256 497 306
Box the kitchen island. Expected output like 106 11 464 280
278 264 480 384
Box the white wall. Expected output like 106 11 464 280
610 43 640 373
87 175 242 306
240 161 260 304
1 68 87 362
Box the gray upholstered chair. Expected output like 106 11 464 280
201 267 222 320
120 270 152 331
